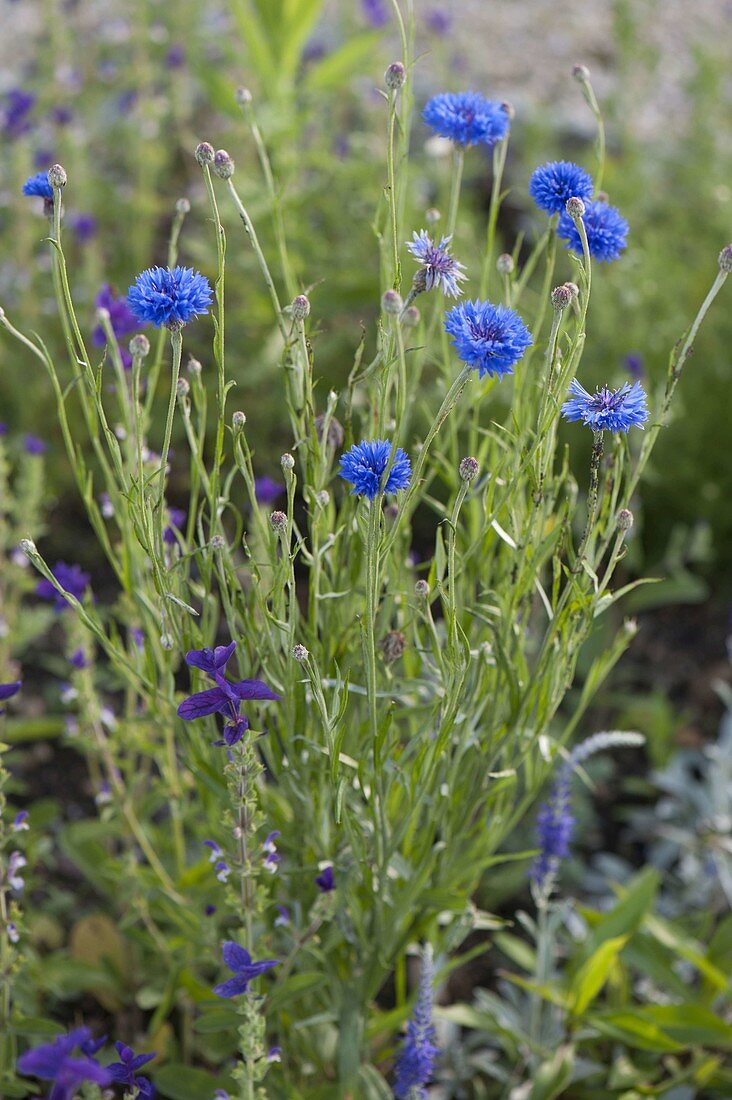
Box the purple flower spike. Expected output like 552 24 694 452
213 941 279 998
108 1041 156 1099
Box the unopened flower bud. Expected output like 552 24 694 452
385 61 406 90
176 197 191 215
617 508 634 532
270 510 287 533
595 190 609 204
572 63 591 82
425 207 441 224
213 149 235 179
195 141 215 165
501 101 515 120
291 294 310 321
315 489 330 507
232 410 246 429
313 413 344 450
385 502 399 521
187 356 202 376
496 253 514 275
718 244 732 273
292 643 309 662
565 196 586 219
381 289 403 314
19 538 36 557
48 163 67 188
564 281 580 299
551 284 573 311
160 633 174 650
235 87 252 106
403 305 421 327
281 452 295 472
415 579 430 597
380 630 406 664
211 534 226 550
459 456 479 482
176 377 190 398
129 333 150 358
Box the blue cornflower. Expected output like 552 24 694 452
315 865 335 893
93 284 145 368
2 89 36 140
529 160 594 215
213 941 279 997
444 299 532 379
22 171 53 200
108 1041 156 1099
561 378 648 433
407 230 467 298
36 561 91 612
423 92 510 148
393 945 438 1099
17 1028 112 1100
127 265 213 329
557 199 628 262
177 640 280 746
338 440 411 501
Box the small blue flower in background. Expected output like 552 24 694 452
2 89 36 140
164 44 186 69
423 92 510 148
17 1028 112 1100
274 904 290 927
127 265 213 329
315 865 335 893
393 944 438 1099
68 212 98 242
93 284 144 368
215 860 231 883
263 831 281 874
204 839 222 863
24 434 46 456
425 8 451 34
407 230 467 298
12 810 29 831
7 851 26 891
69 649 88 669
108 1041 156 1099
36 561 91 612
254 476 284 504
213 941 279 997
0 681 22 714
561 378 648 433
163 506 187 545
444 299 532 379
22 171 53 200
177 640 280 746
529 160 594 215
531 772 574 888
361 0 389 27
338 440 412 501
624 352 644 381
557 199 628 262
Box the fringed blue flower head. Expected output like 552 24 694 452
444 299 532 379
407 230 467 298
338 440 412 501
127 265 213 329
22 171 53 200
393 945 438 1099
423 92 510 147
557 199 628 262
562 378 648 433
529 160 594 215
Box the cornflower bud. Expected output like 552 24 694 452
235 87 252 106
195 141 215 165
382 289 403 314
403 305 421 327
19 538 36 557
415 579 430 597
564 282 580 299
95 307 110 325
380 630 406 664
496 253 514 275
211 534 226 550
213 149 235 179
385 61 406 90
47 163 67 188
270 510 287 533
160 633 174 650
129 333 150 358
617 508 634 532
314 413 345 449
281 452 295 472
187 357 202 376
232 411 246 429
719 244 732 273
176 377 190 398
315 490 330 507
551 284 573 311
565 196 586 219
425 207 441 224
459 456 479 482
292 644 309 662
291 294 310 321
176 197 191 215
572 63 591 82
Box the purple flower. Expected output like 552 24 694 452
2 89 36 140
24 434 46 455
263 831 281 874
274 904 290 927
624 352 644 381
127 266 213 329
36 561 91 612
164 44 186 69
108 1042 156 1099
393 947 438 1098
131 627 145 649
213 941 279 997
361 0 389 27
425 9 451 34
407 230 467 298
561 378 649 433
17 1029 112 1100
12 810 29 831
68 212 98 242
423 92 510 148
204 840 222 863
177 641 280 746
315 865 335 893
51 105 73 126
557 199 628 263
0 680 22 703
338 440 412 501
529 161 594 216
254 476 284 504
70 649 88 669
531 771 575 888
163 506 187 545
215 860 231 883
22 171 53 201
92 284 144 369
444 299 532 379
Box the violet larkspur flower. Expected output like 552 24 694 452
92 284 143 368
17 1029 112 1100
70 649 88 669
444 299 532 379
22 171 53 200
561 378 649 433
213 941 279 997
338 440 411 501
557 199 628 262
422 92 509 148
215 860 231 883
24 434 47 455
177 640 280 747
108 1042 156 1099
36 561 91 612
127 265 213 329
393 945 438 1099
2 89 36 139
407 230 467 298
315 865 335 893
529 160 594 215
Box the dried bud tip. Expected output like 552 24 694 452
270 510 287 533
213 149 235 179
187 356 202 375
315 489 330 507
385 61 406 90
381 289 403 315
313 413 345 450
195 141 215 166
176 197 191 215
160 633 174 650
496 253 514 275
565 196 586 219
459 456 479 482
551 284 573 311
718 244 732 273
291 294 310 321
425 207 441 224
572 63 591 82
47 164 67 188
292 643 309 662
281 452 295 471
232 410 246 429
210 534 226 550
617 508 634 532
564 282 580 299
129 333 150 358
380 630 406 663
235 87 253 106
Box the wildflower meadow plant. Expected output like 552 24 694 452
0 16 730 1097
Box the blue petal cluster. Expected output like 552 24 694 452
22 171 53 200
127 265 213 329
529 160 594 215
531 771 575 888
444 299 532 379
394 947 438 1099
177 640 280 746
338 440 412 501
561 378 649 433
557 199 628 262
422 92 509 148
17 1029 112 1100
407 230 467 298
214 941 279 997
108 1042 156 1099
